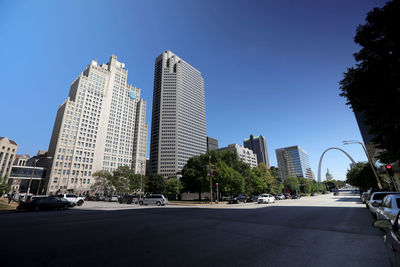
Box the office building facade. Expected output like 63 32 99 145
0 137 18 182
243 134 270 168
219 144 258 168
149 51 207 178
207 137 218 151
45 55 148 195
275 145 313 180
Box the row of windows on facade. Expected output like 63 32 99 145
54 168 92 176
53 177 91 184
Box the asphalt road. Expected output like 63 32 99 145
0 191 390 267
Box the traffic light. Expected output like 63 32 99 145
385 164 394 177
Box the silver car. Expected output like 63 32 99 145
139 194 168 206
367 192 400 218
376 194 400 225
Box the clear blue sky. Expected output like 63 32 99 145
0 0 384 181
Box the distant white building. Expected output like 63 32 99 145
219 144 258 168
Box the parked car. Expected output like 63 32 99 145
311 192 318 196
367 192 400 219
372 211 400 266
247 195 259 203
96 195 105 201
119 195 139 204
257 194 275 204
334 191 339 196
292 194 301 199
56 194 85 206
17 197 71 211
139 194 168 206
275 194 285 200
228 194 247 204
105 195 119 202
376 194 400 224
284 193 292 199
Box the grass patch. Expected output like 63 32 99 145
0 202 13 210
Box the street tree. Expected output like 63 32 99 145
283 177 300 194
113 166 134 195
91 170 114 195
346 162 379 191
165 178 183 200
213 161 245 196
339 0 400 163
147 173 166 194
181 155 209 200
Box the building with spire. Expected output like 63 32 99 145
45 55 148 195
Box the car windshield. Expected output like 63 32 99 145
373 193 391 200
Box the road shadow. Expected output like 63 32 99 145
335 197 363 202
0 204 388 267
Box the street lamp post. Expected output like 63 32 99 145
343 140 382 189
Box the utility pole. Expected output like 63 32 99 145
216 183 219 204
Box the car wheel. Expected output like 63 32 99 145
244 200 246 204
156 201 161 206
34 206 40 211
139 201 144 205
77 200 84 206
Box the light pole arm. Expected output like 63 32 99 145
358 142 383 189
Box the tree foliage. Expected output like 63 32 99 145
181 150 282 198
339 0 400 163
346 162 380 191
165 178 183 199
147 173 166 194
91 166 146 195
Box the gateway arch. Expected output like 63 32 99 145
318 147 356 182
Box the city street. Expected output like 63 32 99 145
0 191 390 266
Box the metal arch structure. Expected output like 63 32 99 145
317 147 356 182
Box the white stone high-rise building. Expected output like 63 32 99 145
149 51 207 178
219 144 258 168
46 55 148 195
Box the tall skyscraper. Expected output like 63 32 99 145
275 145 313 180
243 134 270 168
149 51 207 178
45 55 148 195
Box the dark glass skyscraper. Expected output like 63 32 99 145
243 134 270 168
275 145 313 180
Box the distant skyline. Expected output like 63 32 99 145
0 0 385 181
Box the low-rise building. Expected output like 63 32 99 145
0 137 18 183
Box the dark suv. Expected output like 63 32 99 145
118 195 139 204
228 194 247 204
